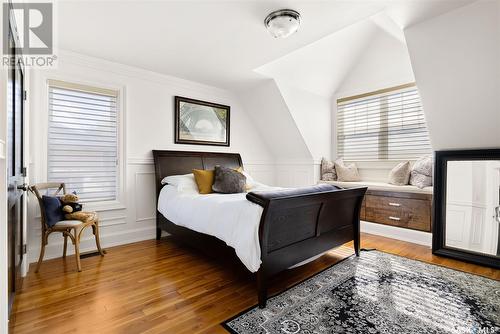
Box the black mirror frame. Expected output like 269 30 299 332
433 149 500 269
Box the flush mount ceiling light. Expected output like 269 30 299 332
265 9 301 39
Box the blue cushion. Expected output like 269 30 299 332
42 196 65 227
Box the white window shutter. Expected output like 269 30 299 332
337 85 432 161
47 82 118 202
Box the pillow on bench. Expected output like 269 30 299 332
388 161 411 186
410 156 433 188
335 161 361 182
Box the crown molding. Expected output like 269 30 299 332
57 49 232 98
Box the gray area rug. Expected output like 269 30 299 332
223 251 500 334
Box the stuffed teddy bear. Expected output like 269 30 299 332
60 193 82 214
60 193 96 222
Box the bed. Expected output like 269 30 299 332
153 150 367 307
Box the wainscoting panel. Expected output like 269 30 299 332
244 163 275 187
135 171 157 222
274 162 320 187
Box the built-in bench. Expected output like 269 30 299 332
320 180 433 232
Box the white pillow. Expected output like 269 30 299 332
161 174 198 193
240 170 257 189
388 161 411 186
335 161 361 182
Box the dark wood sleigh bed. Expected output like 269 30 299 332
153 150 367 308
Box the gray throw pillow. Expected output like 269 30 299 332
388 161 411 185
212 166 247 194
409 171 432 189
322 172 336 181
321 158 337 181
412 156 433 176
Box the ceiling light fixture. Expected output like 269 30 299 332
264 9 301 39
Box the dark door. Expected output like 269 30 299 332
7 21 26 315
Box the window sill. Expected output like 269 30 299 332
343 160 416 169
83 200 126 213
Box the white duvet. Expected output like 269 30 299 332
157 184 279 272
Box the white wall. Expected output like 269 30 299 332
405 0 500 150
239 80 312 162
334 30 415 99
239 80 320 187
27 51 275 264
275 81 332 162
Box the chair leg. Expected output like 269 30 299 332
35 232 47 273
74 229 82 272
92 222 106 256
63 233 68 258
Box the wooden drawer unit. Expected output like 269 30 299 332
363 190 432 232
360 197 366 220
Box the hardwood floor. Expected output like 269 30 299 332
9 233 499 334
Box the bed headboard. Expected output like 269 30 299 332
152 150 243 194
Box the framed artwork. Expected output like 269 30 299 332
174 96 230 146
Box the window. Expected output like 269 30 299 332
337 83 432 161
47 80 119 202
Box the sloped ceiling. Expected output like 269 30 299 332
405 0 500 150
254 19 381 98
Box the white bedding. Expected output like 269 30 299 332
157 184 279 272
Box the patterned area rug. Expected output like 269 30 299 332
223 251 500 334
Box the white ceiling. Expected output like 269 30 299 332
55 1 473 91
255 18 382 97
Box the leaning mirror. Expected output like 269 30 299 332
433 149 500 269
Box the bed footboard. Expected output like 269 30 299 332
247 184 367 308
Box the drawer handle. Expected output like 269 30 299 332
389 216 401 221
388 202 401 207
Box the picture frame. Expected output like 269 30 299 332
174 96 230 146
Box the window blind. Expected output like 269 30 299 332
47 81 118 202
337 84 432 161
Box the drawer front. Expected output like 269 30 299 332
365 195 431 232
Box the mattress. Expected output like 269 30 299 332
157 184 279 272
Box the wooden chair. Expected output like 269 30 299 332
29 182 106 272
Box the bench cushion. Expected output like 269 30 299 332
320 180 432 194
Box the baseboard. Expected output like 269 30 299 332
361 221 432 247
27 226 157 264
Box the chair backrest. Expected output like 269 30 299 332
29 183 66 230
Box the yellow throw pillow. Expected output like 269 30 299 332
192 169 215 194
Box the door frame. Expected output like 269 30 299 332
5 5 28 317
486 161 500 255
